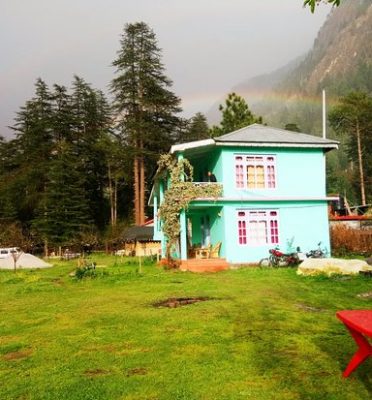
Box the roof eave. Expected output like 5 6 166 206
170 138 215 154
215 142 339 151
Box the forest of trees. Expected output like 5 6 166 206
0 22 218 253
0 20 370 253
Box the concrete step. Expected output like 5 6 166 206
180 258 229 273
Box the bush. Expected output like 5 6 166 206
74 262 97 280
331 225 372 256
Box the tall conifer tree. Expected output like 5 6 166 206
11 79 54 223
329 91 372 205
33 140 92 250
111 22 181 225
71 76 112 228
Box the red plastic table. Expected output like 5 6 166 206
336 310 372 377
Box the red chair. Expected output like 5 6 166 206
336 310 372 377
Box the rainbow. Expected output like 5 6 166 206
180 87 340 117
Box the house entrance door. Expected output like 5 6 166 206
201 215 210 247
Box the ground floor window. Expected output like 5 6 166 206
237 209 279 246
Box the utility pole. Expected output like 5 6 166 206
322 89 327 139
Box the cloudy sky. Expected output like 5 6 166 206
0 0 331 137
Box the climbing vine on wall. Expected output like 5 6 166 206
157 154 222 260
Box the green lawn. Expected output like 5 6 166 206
0 255 371 400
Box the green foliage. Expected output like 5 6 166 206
210 92 263 137
71 76 113 229
157 154 222 259
74 261 97 280
180 112 210 142
284 123 301 132
8 79 54 223
33 140 92 246
0 77 114 248
303 0 341 13
329 91 372 204
110 21 182 197
321 63 372 97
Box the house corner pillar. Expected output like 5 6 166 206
180 209 187 260
153 194 158 232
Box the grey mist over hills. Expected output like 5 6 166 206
208 0 372 134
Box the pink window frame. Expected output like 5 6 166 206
237 209 280 246
234 154 276 189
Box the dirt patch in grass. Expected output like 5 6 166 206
126 367 148 377
3 349 32 361
153 296 212 308
83 368 110 377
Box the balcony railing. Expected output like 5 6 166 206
191 182 223 198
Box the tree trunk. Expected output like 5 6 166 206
113 178 118 226
44 239 49 258
134 154 140 225
108 163 115 226
356 120 366 205
139 145 145 225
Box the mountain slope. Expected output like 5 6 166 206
219 0 372 133
208 0 371 133
278 0 372 96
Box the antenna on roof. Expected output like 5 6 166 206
322 89 326 139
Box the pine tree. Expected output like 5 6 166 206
111 22 182 225
284 123 301 132
71 76 112 229
0 136 19 223
210 93 263 137
5 76 115 249
51 84 76 145
329 91 372 205
181 112 210 142
10 79 54 223
101 134 134 227
33 140 92 249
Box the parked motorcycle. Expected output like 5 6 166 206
259 247 301 267
306 242 326 258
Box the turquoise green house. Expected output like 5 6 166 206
150 124 339 264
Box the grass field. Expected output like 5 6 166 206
0 254 371 400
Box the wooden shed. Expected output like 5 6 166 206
120 226 161 257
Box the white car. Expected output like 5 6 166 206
0 247 21 259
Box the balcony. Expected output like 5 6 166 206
191 182 223 199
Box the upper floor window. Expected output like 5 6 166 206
235 155 276 189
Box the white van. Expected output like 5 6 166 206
0 247 21 259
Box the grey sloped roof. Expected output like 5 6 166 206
122 226 154 241
214 124 339 149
